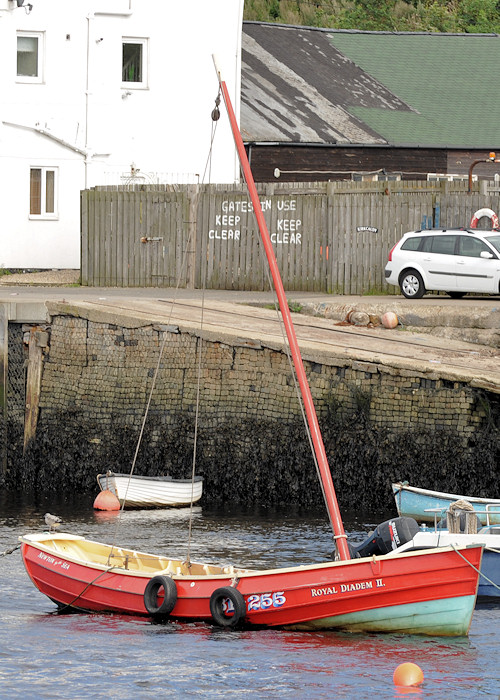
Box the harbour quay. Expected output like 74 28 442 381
1 289 499 511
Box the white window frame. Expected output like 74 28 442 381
29 166 59 220
427 173 477 182
121 37 149 90
17 31 44 83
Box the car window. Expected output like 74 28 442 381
485 235 500 255
457 236 492 258
400 237 422 251
426 235 457 255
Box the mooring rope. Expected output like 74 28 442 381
0 543 20 557
451 543 500 592
51 565 119 614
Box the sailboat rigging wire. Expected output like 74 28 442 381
214 61 349 560
185 94 220 564
106 117 220 559
263 268 332 535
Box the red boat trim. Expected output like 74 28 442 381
213 59 350 561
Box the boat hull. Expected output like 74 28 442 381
20 533 482 636
392 482 500 525
393 529 500 600
97 473 203 508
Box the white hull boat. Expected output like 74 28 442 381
97 472 203 508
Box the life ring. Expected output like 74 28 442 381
209 586 246 628
470 207 499 229
143 575 177 615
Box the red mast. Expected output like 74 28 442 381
213 59 350 561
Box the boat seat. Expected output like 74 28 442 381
161 560 178 575
203 564 220 575
131 552 145 570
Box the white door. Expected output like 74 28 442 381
419 235 458 291
455 236 500 293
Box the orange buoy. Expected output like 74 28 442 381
93 489 121 511
393 662 424 687
381 311 398 329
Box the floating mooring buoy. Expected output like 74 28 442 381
93 489 120 511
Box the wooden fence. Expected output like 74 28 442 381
81 180 500 292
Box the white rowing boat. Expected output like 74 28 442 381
97 472 203 508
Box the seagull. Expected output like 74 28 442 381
44 513 62 531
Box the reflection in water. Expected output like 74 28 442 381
0 492 498 698
92 506 203 524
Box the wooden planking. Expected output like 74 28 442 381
81 181 500 290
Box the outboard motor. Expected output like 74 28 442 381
349 516 420 558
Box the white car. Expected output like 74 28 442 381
384 228 500 298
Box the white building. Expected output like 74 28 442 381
0 0 243 269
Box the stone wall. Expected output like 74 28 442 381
8 312 498 509
40 315 486 435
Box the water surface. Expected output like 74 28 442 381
1 493 498 698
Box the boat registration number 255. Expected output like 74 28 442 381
247 592 286 611
223 592 287 613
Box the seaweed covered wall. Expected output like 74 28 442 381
6 312 500 512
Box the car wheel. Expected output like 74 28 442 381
447 291 466 299
400 270 425 299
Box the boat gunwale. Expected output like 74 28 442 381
19 532 484 580
98 473 204 485
392 482 500 506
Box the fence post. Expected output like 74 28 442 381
186 185 199 289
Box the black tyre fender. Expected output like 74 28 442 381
399 269 425 299
144 575 177 615
209 586 246 628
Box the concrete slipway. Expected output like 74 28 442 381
0 271 499 394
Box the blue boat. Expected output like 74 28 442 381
392 482 500 525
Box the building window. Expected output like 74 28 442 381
122 38 148 87
17 32 43 81
30 167 57 218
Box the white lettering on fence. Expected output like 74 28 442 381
212 199 302 245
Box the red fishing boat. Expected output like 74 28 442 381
19 61 483 636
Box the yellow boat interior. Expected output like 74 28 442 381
20 532 253 577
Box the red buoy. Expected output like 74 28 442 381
93 489 120 511
393 662 424 687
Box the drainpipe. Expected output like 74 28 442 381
85 3 134 187
85 13 93 190
468 152 499 192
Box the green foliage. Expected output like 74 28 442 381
243 0 500 33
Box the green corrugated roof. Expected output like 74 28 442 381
327 33 500 147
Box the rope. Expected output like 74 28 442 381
0 543 20 557
207 84 338 545
262 260 336 541
104 100 223 563
51 566 119 613
184 92 220 566
450 544 500 593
